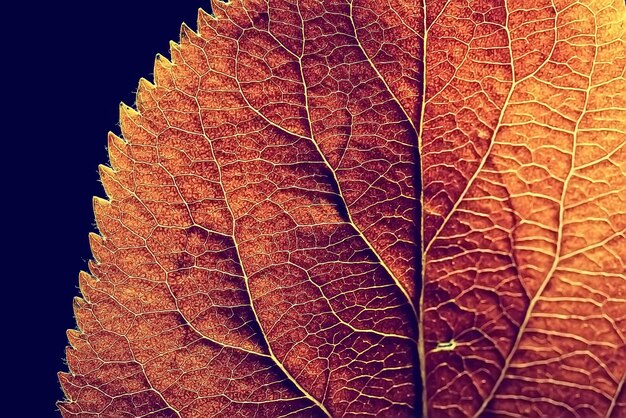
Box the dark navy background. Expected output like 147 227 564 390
7 2 209 415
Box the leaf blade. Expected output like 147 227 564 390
60 0 626 417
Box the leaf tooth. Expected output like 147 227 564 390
169 40 181 55
65 329 81 348
91 196 111 214
99 164 125 201
86 259 98 277
71 295 87 310
135 78 156 113
153 53 174 88
137 77 155 91
118 101 139 123
57 372 79 406
77 273 101 311
118 102 158 146
197 7 215 21
88 233 107 260
118 102 141 141
180 22 200 43
107 132 131 172
119 101 139 117
92 197 112 234
154 53 172 68
88 238 110 276
93 192 147 248
78 271 98 299
197 6 218 37
72 296 92 332
168 41 184 70
204 0 230 22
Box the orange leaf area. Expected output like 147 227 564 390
59 0 626 416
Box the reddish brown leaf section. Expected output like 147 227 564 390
422 0 626 416
60 0 626 417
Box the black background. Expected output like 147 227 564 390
7 2 209 415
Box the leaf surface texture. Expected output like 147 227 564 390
59 0 626 416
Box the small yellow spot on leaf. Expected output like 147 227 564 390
433 340 457 352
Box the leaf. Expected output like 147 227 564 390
58 0 626 416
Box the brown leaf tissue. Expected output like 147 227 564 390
59 0 626 416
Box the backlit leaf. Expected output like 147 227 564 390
59 0 626 416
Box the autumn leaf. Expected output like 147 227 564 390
58 0 626 416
